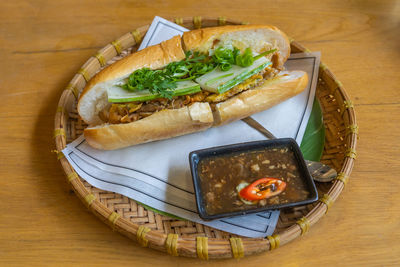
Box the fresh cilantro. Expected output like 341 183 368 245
122 68 176 99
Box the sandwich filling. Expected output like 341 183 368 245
98 46 282 124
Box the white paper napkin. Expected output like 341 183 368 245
63 17 320 238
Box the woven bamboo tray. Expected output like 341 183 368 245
53 17 357 259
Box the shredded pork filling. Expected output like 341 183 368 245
99 66 280 124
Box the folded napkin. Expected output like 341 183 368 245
63 16 320 238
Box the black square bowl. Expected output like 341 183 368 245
189 138 319 220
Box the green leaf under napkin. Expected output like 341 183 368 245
300 97 325 161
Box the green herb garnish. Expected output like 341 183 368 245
235 47 254 67
211 46 239 71
122 68 176 99
212 47 276 69
121 47 277 99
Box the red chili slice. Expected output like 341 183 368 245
239 178 286 201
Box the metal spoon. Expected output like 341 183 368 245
242 117 337 182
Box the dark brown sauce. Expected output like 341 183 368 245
197 146 310 215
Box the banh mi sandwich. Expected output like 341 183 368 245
78 25 308 150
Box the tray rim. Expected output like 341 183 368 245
53 16 357 259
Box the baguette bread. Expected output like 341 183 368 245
84 102 213 150
214 70 308 126
78 25 308 150
182 25 290 69
78 35 186 125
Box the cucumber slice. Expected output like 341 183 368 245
205 73 234 86
195 56 271 94
108 81 200 103
218 62 270 94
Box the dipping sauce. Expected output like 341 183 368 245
197 145 311 215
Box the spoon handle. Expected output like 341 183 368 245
241 117 337 182
305 160 337 182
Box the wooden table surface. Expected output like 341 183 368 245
1 0 399 265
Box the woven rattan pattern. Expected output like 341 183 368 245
55 17 356 258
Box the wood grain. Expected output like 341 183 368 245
0 0 399 265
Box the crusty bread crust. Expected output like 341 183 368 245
84 102 213 150
78 35 185 125
80 35 185 102
78 25 304 150
213 71 308 126
182 25 290 64
83 71 307 150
